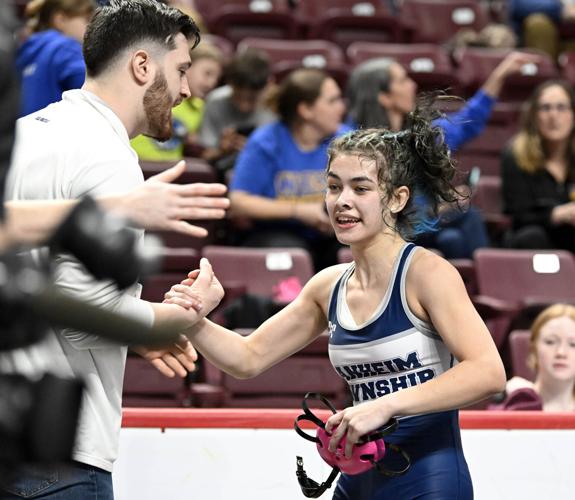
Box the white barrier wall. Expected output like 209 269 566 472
113 410 575 500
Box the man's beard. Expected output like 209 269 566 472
143 71 174 142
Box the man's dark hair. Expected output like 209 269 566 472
83 0 200 78
225 48 270 91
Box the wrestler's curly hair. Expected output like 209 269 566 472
327 94 464 240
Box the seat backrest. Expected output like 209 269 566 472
237 37 349 87
158 247 200 273
238 37 346 68
400 0 488 43
455 47 558 101
202 245 314 298
454 151 502 178
347 42 458 93
140 157 217 184
297 0 404 48
194 0 297 44
195 0 292 22
508 329 536 381
123 355 189 407
201 33 235 58
559 51 575 86
474 248 575 303
470 175 504 217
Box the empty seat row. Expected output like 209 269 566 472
236 38 564 102
132 244 575 408
194 0 492 47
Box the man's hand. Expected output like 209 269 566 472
113 161 230 237
132 334 198 378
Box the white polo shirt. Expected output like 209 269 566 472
2 90 155 472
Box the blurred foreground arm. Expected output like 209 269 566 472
0 161 230 249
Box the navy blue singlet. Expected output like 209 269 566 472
327 243 473 499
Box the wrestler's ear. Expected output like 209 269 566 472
389 186 410 214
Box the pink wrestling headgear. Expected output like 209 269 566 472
294 393 410 498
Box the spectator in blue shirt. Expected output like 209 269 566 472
229 68 349 270
346 52 536 258
16 0 95 116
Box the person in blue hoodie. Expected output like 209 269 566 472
16 0 95 116
346 52 537 259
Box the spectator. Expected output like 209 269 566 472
131 41 224 161
198 48 276 176
502 80 575 252
229 68 349 271
346 52 536 258
496 304 575 411
509 0 575 60
16 0 96 116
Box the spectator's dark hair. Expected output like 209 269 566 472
347 57 395 129
270 68 330 127
224 48 270 90
83 0 200 78
327 96 460 239
25 0 96 33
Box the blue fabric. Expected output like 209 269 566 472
433 90 496 153
230 121 351 198
509 0 563 32
333 411 473 499
230 121 351 241
16 30 86 117
414 206 490 259
509 0 562 21
327 244 472 498
328 244 419 347
0 462 113 499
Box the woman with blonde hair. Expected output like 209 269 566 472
501 304 575 411
16 0 95 116
502 79 575 252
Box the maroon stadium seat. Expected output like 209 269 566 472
400 0 489 44
123 355 191 407
347 42 460 94
455 47 558 103
194 0 298 45
297 0 405 49
470 175 512 241
191 331 350 408
202 245 314 298
508 329 536 381
473 248 575 348
237 37 349 87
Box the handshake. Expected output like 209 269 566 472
134 258 224 379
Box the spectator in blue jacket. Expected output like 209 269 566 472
346 52 537 258
16 0 95 116
509 0 575 60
